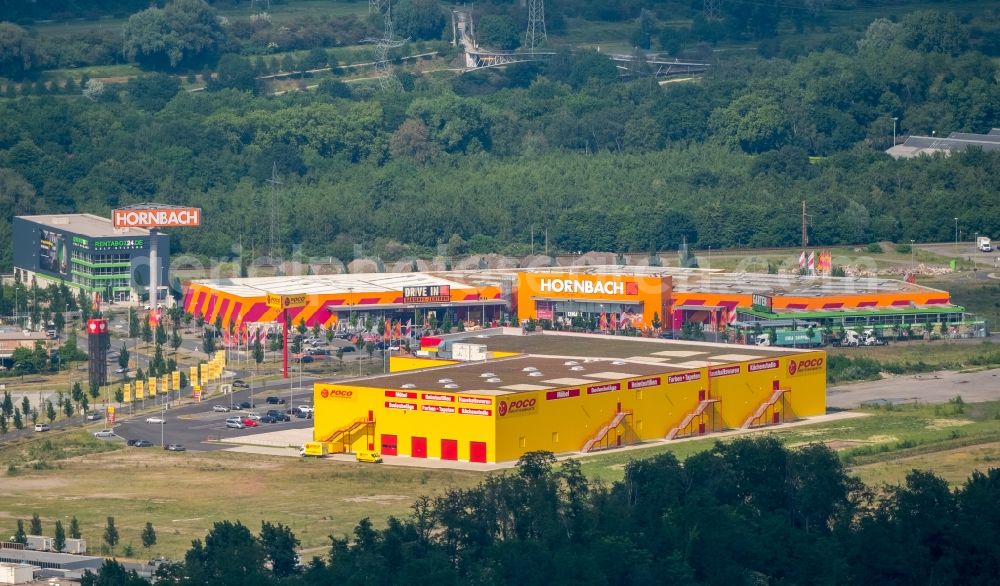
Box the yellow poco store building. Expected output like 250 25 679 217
312 334 827 464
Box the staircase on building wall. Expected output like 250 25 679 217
321 418 375 452
581 410 632 453
742 389 788 429
666 398 720 440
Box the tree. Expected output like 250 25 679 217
710 93 790 153
155 322 167 346
89 381 100 400
390 119 439 164
365 341 375 361
80 560 149 586
122 0 227 70
128 307 139 338
477 15 521 50
62 397 73 418
125 73 181 112
119 343 130 371
21 396 30 419
252 337 264 372
46 400 56 422
13 520 26 544
182 521 266 584
30 512 41 536
0 22 40 80
104 517 119 555
12 408 23 430
393 0 446 41
260 521 300 578
141 522 157 550
170 328 182 353
54 520 66 552
82 79 105 102
211 54 255 92
203 331 216 354
141 319 153 345
0 414 7 435
69 516 81 539
2 391 12 417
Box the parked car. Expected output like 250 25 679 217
85 412 103 421
232 380 250 389
265 396 286 405
266 410 290 422
145 416 165 424
259 416 277 424
94 429 116 438
294 355 314 363
294 410 312 419
238 401 254 410
165 444 186 452
225 417 245 429
297 405 314 414
241 418 259 427
212 405 230 412
307 348 330 356
114 367 129 374
34 423 51 432
340 345 356 352
133 440 154 448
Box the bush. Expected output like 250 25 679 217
895 243 912 254
867 242 884 253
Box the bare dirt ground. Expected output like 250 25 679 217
828 367 1000 408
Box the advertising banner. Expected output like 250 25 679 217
38 229 68 276
402 285 451 304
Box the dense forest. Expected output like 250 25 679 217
1 1 999 270
80 438 1000 585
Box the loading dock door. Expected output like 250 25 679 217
381 434 398 456
441 439 458 461
411 436 427 458
470 441 487 463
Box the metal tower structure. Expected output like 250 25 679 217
266 163 282 261
704 0 722 21
525 0 546 51
365 0 405 92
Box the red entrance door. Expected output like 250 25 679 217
470 441 487 463
441 439 458 461
411 436 427 458
381 434 398 456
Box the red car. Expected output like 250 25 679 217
241 417 259 427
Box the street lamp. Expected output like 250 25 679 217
910 239 915 271
892 117 898 146
954 217 959 254
160 404 165 447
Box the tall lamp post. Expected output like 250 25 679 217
954 218 959 254
160 404 166 447
892 117 898 146
910 239 915 271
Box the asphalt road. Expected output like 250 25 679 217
827 367 1000 409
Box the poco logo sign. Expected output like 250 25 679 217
498 398 536 417
321 388 353 399
538 278 625 296
788 357 824 375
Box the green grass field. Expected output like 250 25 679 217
3 398 999 560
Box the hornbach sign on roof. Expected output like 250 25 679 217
113 208 201 228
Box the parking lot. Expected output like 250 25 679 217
103 381 315 451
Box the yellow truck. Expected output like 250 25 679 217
355 450 382 463
300 442 328 457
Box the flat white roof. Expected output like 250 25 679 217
192 273 481 297
18 213 150 238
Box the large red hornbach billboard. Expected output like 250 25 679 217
112 207 202 228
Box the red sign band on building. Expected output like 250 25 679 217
112 207 201 228
421 393 455 402
458 396 492 405
748 360 779 372
385 390 417 399
459 407 492 416
667 371 701 384
628 377 661 390
587 383 620 395
385 401 417 411
421 405 456 414
546 388 580 401
709 366 741 377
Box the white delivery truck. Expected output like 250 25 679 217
977 236 992 252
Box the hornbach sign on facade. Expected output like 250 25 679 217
113 208 202 228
